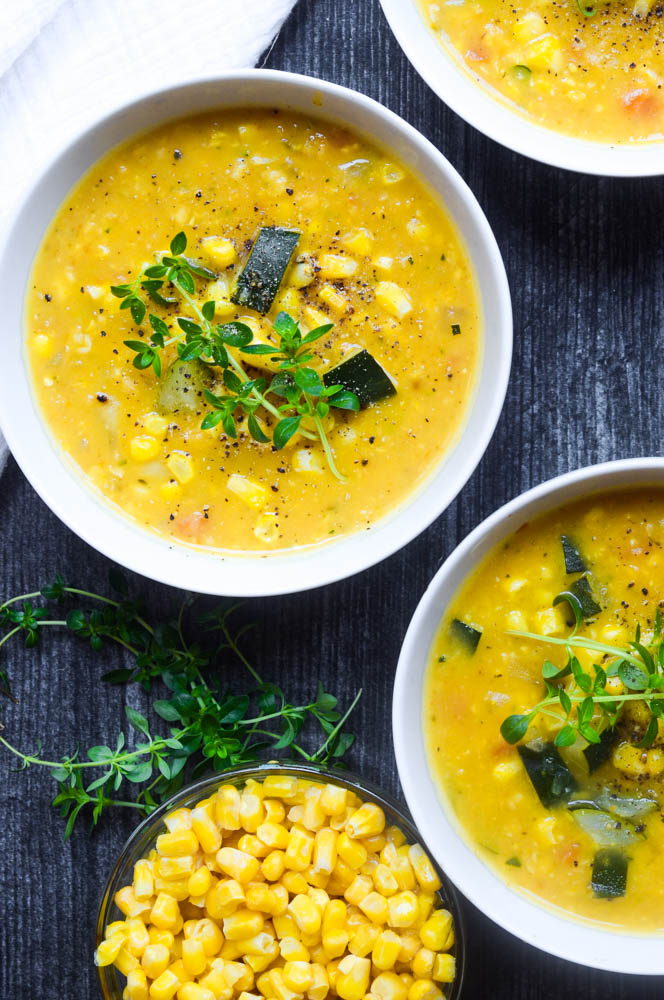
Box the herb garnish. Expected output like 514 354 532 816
501 591 664 750
111 232 359 480
0 573 361 838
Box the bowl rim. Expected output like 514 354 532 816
0 67 512 597
393 456 664 973
95 760 466 1000
378 0 664 177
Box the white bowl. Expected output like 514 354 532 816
379 0 664 176
394 457 664 973
0 70 511 597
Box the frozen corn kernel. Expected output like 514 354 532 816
372 930 401 971
286 826 315 871
126 968 149 1000
336 955 371 1000
223 908 265 940
227 473 268 510
262 775 299 799
190 806 222 855
320 784 347 816
337 835 368 870
126 918 151 957
387 892 418 928
372 972 408 1000
116 886 151 919
115 946 140 976
201 236 237 268
358 891 388 924
134 860 155 901
432 954 455 984
318 254 358 280
149 968 181 999
166 452 194 484
142 943 171 979
206 877 245 919
180 985 216 1000
419 910 453 951
182 938 207 977
407 981 442 1000
348 923 380 958
373 865 398 897
375 282 411 320
262 850 287 882
407 846 441 893
289 893 322 935
157 829 200 858
257 821 291 850
283 961 314 992
95 934 125 967
217 848 261 883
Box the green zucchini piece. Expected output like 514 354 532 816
556 575 601 620
158 359 212 414
561 534 586 574
518 742 578 807
231 227 300 314
596 791 659 820
571 808 642 848
591 849 628 899
449 618 482 653
323 349 396 409
583 726 617 773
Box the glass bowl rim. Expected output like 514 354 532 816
96 760 466 999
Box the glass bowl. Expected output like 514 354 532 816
96 761 466 999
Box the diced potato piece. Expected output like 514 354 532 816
524 34 563 72
254 512 279 544
342 229 373 255
166 452 194 484
227 474 268 510
293 450 325 474
533 605 566 636
318 255 358 280
406 218 429 240
373 257 393 273
375 282 412 319
319 285 347 313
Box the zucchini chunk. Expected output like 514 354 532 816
561 534 586 574
556 575 601 620
518 742 578 807
231 227 300 314
158 359 212 414
449 618 482 653
323 349 396 409
583 726 617 773
595 790 659 820
571 808 641 848
591 849 628 899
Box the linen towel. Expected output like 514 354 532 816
0 0 298 477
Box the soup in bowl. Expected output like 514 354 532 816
379 0 664 174
394 459 664 972
0 71 511 595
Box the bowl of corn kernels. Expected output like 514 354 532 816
95 763 464 1000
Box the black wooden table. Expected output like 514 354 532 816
1 0 662 996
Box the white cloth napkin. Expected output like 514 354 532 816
0 0 298 479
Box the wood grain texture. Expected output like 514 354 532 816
1 0 664 996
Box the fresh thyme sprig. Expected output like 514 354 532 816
0 573 361 838
501 592 664 750
110 232 359 479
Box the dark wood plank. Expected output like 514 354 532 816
2 0 664 996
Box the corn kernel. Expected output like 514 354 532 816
126 918 150 957
407 846 440 893
345 875 373 907
372 972 408 1000
257 821 291 850
189 806 221 854
348 924 380 958
419 910 453 951
149 968 181 999
166 452 194 484
227 473 268 510
280 936 311 962
180 985 216 1000
201 236 237 268
134 860 155 901
217 848 260 884
129 434 160 462
150 894 181 931
223 908 265 940
320 785 347 816
346 804 385 840
336 955 371 1000
432 955 455 984
116 886 151 919
387 893 418 929
143 412 169 436
215 785 242 829
286 826 315 871
411 949 434 980
159 479 181 502
358 892 388 924
337 835 368 870
407 981 442 1000
262 776 299 799
283 961 314 992
96 935 125 966
289 893 322 935
263 850 287 882
372 930 401 971
239 834 272 858
33 333 53 357
142 943 171 979
190 918 223 957
126 968 149 1000
158 855 198 880
181 938 206 976
308 964 330 1000
241 788 265 833
206 878 245 919
342 229 373 255
289 259 315 288
115 946 140 976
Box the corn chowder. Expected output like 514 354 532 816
96 776 457 1000
426 489 664 931
26 109 480 553
420 0 664 143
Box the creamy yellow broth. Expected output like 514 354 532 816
427 489 664 931
26 109 480 553
420 0 664 143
